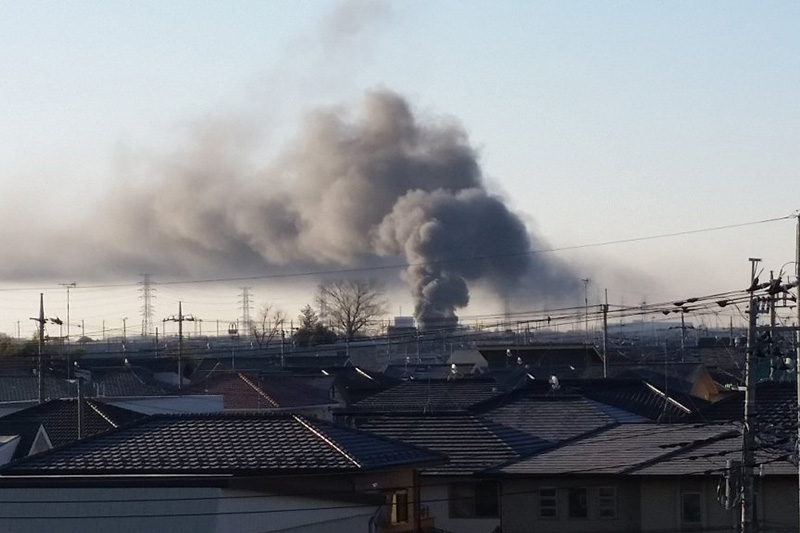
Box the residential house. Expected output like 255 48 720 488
0 413 443 532
0 398 144 464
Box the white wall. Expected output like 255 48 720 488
0 486 379 533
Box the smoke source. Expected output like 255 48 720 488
9 90 577 326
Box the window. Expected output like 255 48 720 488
598 487 617 519
568 487 588 518
681 492 702 524
449 481 499 518
539 487 558 519
391 490 409 524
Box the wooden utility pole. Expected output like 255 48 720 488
795 214 800 532
602 289 609 378
31 293 45 404
741 257 761 532
164 302 195 391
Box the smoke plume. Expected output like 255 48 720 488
10 90 577 326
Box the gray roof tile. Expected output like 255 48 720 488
498 423 737 476
360 414 549 475
2 413 441 476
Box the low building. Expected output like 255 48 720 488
0 412 443 532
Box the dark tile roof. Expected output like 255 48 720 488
631 428 795 477
578 379 703 421
183 372 337 410
1 413 442 476
690 381 795 424
383 363 478 380
347 379 509 414
498 423 737 476
0 399 146 460
0 376 77 403
91 367 168 397
688 381 796 451
327 367 399 405
479 343 604 372
360 414 549 475
482 395 645 443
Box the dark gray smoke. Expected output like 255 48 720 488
8 90 577 325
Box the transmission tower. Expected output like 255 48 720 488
239 287 253 336
139 274 156 336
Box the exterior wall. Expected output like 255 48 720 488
353 469 425 532
760 477 798 532
0 486 379 533
501 478 641 533
640 477 738 532
421 479 499 533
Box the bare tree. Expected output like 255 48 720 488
316 279 386 340
250 305 287 348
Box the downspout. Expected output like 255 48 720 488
368 503 384 533
415 470 421 532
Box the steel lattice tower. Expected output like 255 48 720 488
139 274 156 336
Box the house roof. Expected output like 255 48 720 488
183 372 337 410
497 423 738 476
346 379 509 414
360 413 549 475
478 343 604 372
0 399 146 460
631 428 795 476
0 376 77 403
689 381 795 425
482 395 646 443
1 413 442 476
91 367 168 397
577 379 704 421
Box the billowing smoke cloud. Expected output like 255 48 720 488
8 90 577 325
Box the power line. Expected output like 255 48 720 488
0 214 791 293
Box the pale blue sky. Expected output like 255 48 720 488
0 1 798 336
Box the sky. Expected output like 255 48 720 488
0 0 798 339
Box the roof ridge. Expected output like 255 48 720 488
291 415 361 468
85 400 117 429
238 373 279 408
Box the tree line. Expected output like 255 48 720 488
250 279 387 348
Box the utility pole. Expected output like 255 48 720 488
64 283 76 380
581 278 590 342
30 294 45 404
60 282 76 344
741 257 761 533
795 213 800 531
680 309 686 360
164 302 195 391
602 289 609 378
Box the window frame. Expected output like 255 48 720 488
597 486 618 519
568 487 589 519
448 480 499 519
681 491 703 525
539 487 558 519
391 490 409 524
